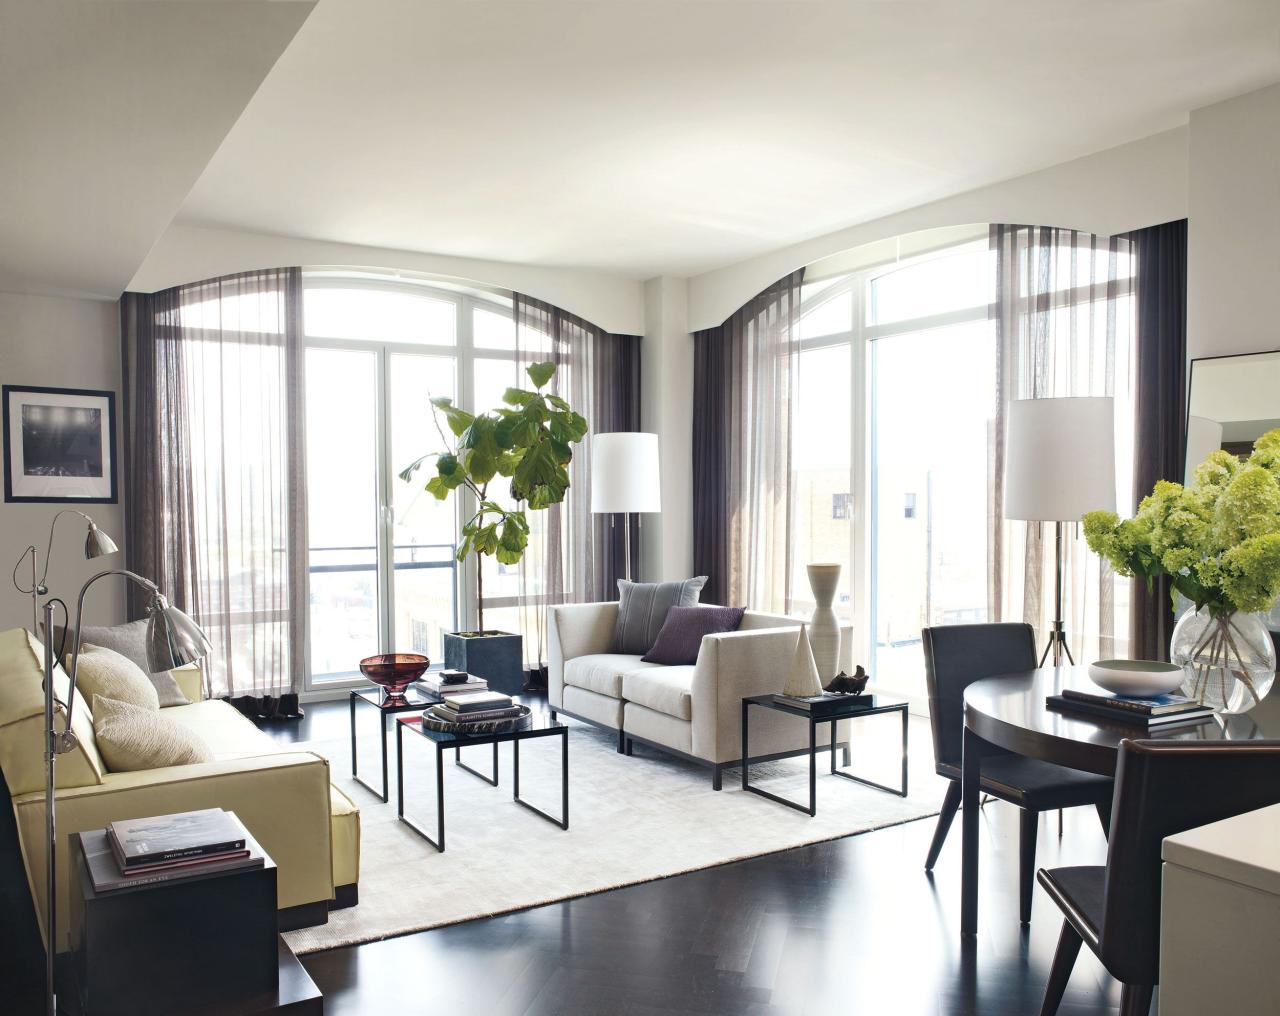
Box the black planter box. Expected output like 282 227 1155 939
443 630 525 696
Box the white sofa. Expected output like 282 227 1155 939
547 602 853 788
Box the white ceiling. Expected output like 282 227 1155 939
173 0 1280 279
0 0 314 299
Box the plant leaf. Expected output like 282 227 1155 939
526 361 556 389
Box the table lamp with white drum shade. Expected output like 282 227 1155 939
591 432 661 582
1004 396 1116 666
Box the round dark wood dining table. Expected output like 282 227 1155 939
957 664 1280 935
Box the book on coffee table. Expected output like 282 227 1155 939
445 690 514 713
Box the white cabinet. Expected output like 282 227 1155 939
1160 804 1280 1016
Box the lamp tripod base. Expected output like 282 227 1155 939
1038 622 1075 668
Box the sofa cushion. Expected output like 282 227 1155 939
642 606 745 665
161 699 280 760
622 666 695 720
92 695 215 772
50 618 191 707
613 577 707 654
68 643 160 712
563 653 657 699
0 630 105 794
329 783 361 892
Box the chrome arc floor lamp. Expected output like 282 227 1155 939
12 517 213 1016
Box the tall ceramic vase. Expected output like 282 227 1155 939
806 563 842 683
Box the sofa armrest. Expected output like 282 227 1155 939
13 751 334 951
170 662 204 703
547 602 618 708
690 622 854 762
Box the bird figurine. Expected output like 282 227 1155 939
825 665 870 695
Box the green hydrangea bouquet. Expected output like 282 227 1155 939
1082 429 1280 711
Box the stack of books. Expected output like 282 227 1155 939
772 691 873 715
426 689 521 724
1047 687 1215 729
83 808 264 892
420 671 489 699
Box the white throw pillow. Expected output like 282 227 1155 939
91 695 214 772
68 644 160 712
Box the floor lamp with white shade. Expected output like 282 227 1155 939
591 432 661 582
1004 396 1116 666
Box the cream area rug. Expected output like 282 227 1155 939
283 712 944 954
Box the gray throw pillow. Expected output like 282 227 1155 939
49 619 192 708
613 577 708 655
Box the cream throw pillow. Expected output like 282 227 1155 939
92 695 215 772
69 644 160 712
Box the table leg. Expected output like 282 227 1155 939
808 719 817 817
512 733 569 830
901 706 909 798
740 699 750 791
397 722 446 852
379 712 389 803
454 741 499 786
961 724 983 936
830 707 909 797
349 693 357 778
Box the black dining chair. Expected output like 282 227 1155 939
1037 738 1280 1016
921 622 1114 923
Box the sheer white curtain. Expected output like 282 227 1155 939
121 269 308 706
989 226 1136 660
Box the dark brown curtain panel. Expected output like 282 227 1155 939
692 270 804 610
508 294 641 668
120 268 309 713
1124 219 1188 661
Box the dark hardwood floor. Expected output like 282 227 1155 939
0 697 1128 1015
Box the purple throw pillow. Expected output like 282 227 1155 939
641 606 746 666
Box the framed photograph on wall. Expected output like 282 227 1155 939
3 385 118 503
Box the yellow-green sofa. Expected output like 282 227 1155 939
0 627 359 951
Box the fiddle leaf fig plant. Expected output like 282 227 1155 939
399 360 587 630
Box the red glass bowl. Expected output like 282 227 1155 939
359 653 430 705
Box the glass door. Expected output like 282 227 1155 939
387 352 459 656
305 347 381 681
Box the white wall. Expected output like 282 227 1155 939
687 126 1190 331
1187 82 1280 362
130 222 647 336
0 292 125 632
640 277 694 582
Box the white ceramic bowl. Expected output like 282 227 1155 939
1087 659 1184 698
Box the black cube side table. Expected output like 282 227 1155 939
350 682 442 802
741 694 909 816
67 833 322 1016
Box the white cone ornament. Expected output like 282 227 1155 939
783 625 824 697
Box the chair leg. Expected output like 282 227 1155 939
1038 920 1083 1016
1019 809 1039 924
1095 798 1112 838
1058 809 1063 838
1119 983 1154 1016
924 781 961 870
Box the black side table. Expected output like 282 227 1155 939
68 833 322 1016
396 712 569 852
741 694 909 816
349 683 441 802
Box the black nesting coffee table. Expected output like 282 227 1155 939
349 683 442 802
741 694 909 816
395 712 569 852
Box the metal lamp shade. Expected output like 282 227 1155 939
591 432 661 513
146 595 213 671
1004 397 1117 521
84 524 118 560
